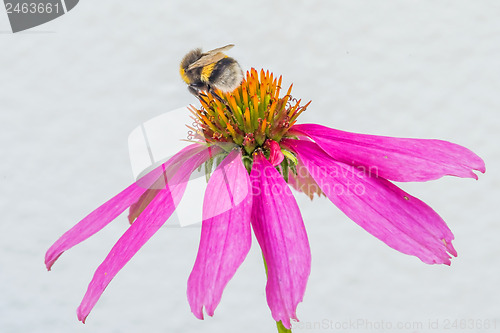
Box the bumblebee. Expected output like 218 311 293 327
179 44 243 98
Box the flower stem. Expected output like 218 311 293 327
262 253 293 333
277 320 292 333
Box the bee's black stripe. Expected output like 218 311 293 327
209 57 237 82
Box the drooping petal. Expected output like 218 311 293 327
284 139 457 265
187 149 252 319
45 144 212 271
291 123 485 182
128 144 223 223
45 183 148 271
77 146 214 323
128 189 161 224
250 152 311 329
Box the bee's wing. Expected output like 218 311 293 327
205 44 234 55
187 44 234 70
187 52 227 70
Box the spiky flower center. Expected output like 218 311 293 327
188 68 310 178
188 68 310 152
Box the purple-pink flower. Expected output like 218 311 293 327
45 69 485 330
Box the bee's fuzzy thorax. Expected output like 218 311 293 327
180 48 202 70
180 48 202 84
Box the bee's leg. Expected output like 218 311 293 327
187 85 201 97
207 85 230 108
188 83 229 109
188 83 208 100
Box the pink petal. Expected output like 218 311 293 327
250 151 311 329
284 139 457 265
76 146 214 323
128 189 161 224
45 144 212 271
187 149 252 319
266 140 285 167
135 144 219 189
291 123 485 182
129 144 222 223
45 183 147 271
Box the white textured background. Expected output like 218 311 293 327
1 1 499 332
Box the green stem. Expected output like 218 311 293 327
277 320 292 333
262 253 293 333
